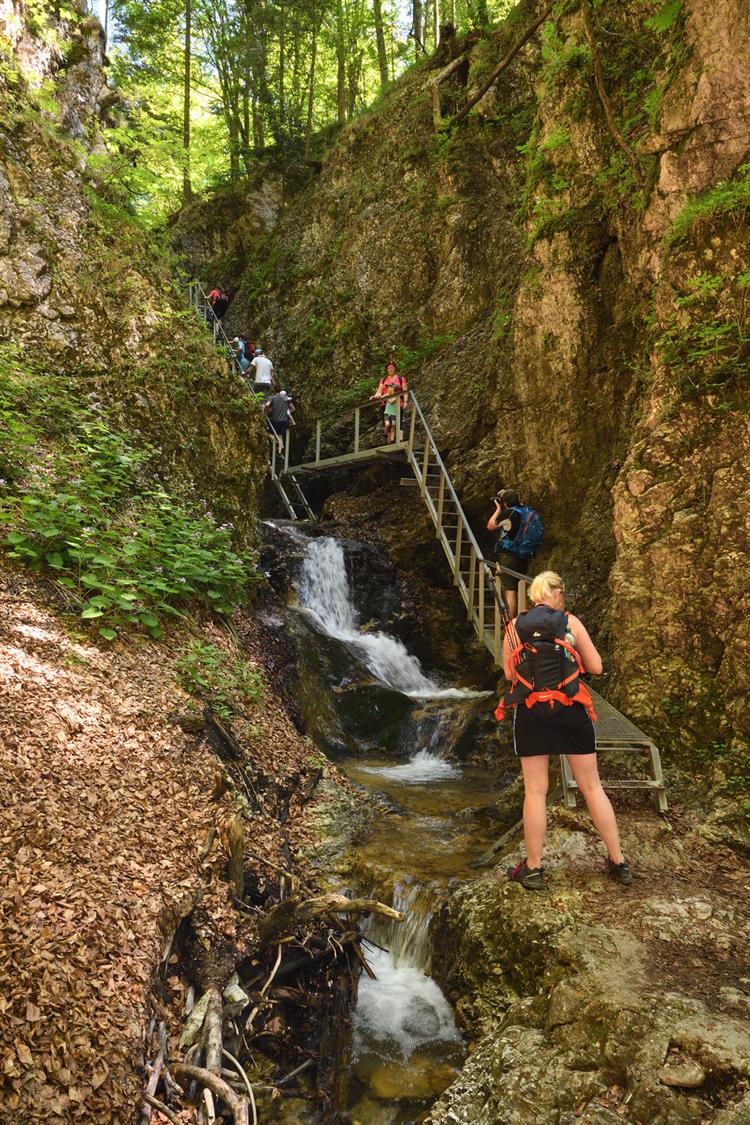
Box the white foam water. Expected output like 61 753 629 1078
296 536 484 700
354 885 461 1061
360 749 460 784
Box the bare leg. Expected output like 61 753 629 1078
505 587 518 618
565 754 624 863
520 755 550 869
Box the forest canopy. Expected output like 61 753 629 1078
98 0 520 217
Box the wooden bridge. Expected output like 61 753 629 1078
186 284 667 812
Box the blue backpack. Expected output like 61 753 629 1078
497 505 544 560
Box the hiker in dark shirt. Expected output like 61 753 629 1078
264 391 294 454
207 286 229 320
487 488 527 618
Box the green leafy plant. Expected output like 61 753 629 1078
654 270 749 399
0 349 257 640
645 1 682 34
666 164 750 247
175 640 265 723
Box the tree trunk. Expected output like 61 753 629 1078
336 0 346 125
304 5 318 159
373 0 389 90
279 5 286 132
433 0 440 48
182 0 192 202
413 0 423 58
228 114 240 179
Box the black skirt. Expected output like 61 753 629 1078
513 700 595 758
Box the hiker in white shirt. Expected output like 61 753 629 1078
250 348 274 395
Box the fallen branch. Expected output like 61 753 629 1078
298 894 406 923
143 1093 182 1125
246 943 284 1029
451 3 554 124
172 1063 249 1125
580 0 644 186
198 826 216 862
260 892 405 946
429 50 470 130
140 1021 167 1125
204 987 223 1076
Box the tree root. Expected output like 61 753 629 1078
450 3 554 125
173 1063 250 1125
143 1093 182 1125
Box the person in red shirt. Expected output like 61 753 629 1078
370 361 408 443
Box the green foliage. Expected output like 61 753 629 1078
327 376 379 416
539 22 591 88
175 639 265 723
654 268 749 401
644 1 682 34
666 164 750 248
394 331 456 375
539 127 570 153
694 738 750 820
0 348 256 641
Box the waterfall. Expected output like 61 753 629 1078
297 537 481 701
353 884 461 1063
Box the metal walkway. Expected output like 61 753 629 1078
274 388 668 812
186 282 316 523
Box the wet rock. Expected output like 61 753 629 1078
712 1091 750 1125
659 1058 706 1088
429 831 750 1125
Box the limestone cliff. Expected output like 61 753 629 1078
174 0 750 788
0 0 266 545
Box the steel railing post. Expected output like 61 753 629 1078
493 567 502 665
315 420 322 465
478 559 485 641
420 441 430 496
396 397 402 445
284 428 290 474
407 403 416 463
436 474 445 540
467 543 475 612
354 407 360 454
454 521 463 585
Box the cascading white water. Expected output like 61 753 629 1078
297 536 482 701
353 885 461 1064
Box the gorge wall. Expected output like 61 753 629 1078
0 0 267 546
174 0 750 788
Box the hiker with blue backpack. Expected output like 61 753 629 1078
487 488 543 617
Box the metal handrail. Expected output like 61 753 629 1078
407 391 485 562
186 281 313 519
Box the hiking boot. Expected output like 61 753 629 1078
606 856 634 886
506 859 545 890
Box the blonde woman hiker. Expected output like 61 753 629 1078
495 570 633 890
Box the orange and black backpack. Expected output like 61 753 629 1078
495 606 597 722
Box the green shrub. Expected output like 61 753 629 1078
666 163 750 247
654 270 749 399
394 331 456 374
0 348 256 640
175 639 265 723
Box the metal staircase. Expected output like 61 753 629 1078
275 387 668 812
187 282 316 523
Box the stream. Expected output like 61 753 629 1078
284 531 503 1124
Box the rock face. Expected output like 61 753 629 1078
174 0 750 781
0 0 267 548
428 813 750 1124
